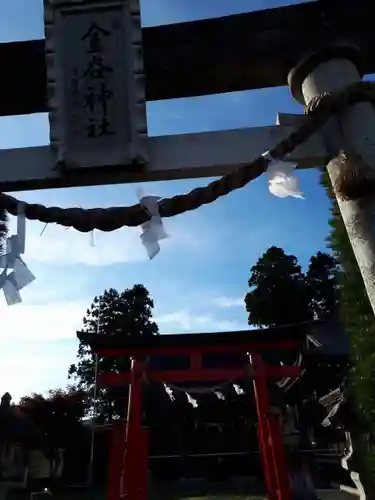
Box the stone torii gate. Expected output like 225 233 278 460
1 1 375 315
0 0 373 498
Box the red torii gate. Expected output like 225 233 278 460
78 324 307 500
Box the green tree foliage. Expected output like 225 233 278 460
19 389 88 445
245 246 339 327
19 389 88 479
321 171 375 493
306 251 341 319
0 392 40 447
68 285 159 423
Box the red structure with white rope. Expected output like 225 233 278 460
78 325 308 500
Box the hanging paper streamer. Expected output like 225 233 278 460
0 205 35 305
137 189 169 260
214 391 226 401
263 152 304 199
186 394 198 408
233 384 245 396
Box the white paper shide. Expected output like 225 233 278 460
138 189 168 260
263 153 304 199
0 206 35 305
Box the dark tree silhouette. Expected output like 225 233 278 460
245 246 339 328
68 285 159 423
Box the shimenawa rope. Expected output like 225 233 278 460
1 81 375 233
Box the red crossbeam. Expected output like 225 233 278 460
98 365 301 387
97 339 299 358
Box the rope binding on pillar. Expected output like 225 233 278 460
1 81 375 232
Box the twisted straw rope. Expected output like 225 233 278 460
1 81 374 233
165 380 233 396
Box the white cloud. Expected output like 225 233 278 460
0 297 87 401
20 221 147 266
210 296 244 308
0 339 78 403
5 214 210 267
213 319 246 331
156 309 211 331
0 301 86 341
155 308 246 333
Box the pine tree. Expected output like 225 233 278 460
245 246 338 327
306 251 340 319
68 285 159 423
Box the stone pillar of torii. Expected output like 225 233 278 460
289 44 375 317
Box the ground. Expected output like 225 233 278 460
5 486 351 500
180 493 352 499
180 496 264 499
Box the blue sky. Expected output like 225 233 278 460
0 0 333 402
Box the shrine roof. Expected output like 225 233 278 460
77 321 314 354
308 319 350 355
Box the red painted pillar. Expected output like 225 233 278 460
250 353 278 500
107 423 126 500
122 357 146 500
268 411 292 500
139 428 149 497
